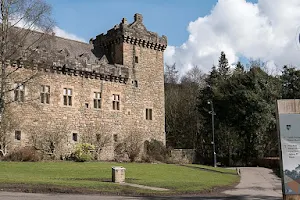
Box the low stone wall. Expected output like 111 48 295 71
255 157 280 169
170 149 195 164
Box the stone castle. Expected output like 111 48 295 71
5 13 167 160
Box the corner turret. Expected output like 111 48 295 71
90 13 167 65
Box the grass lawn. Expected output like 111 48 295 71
0 162 239 195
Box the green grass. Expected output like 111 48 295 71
0 162 239 195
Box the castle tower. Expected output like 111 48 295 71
91 13 168 144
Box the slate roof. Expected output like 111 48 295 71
12 28 129 79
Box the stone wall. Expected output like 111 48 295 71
5 13 167 160
170 149 196 164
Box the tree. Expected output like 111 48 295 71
114 131 142 162
181 65 206 88
164 63 179 84
217 51 230 78
0 0 54 156
165 64 205 149
81 123 111 160
29 121 68 159
197 55 281 166
281 65 300 99
234 61 244 74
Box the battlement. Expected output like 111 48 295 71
7 13 166 82
91 13 167 52
7 58 129 83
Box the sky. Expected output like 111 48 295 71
47 0 300 75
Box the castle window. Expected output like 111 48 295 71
113 134 118 142
63 88 72 106
41 85 50 104
15 130 21 141
85 103 89 108
93 92 101 109
96 134 101 142
134 80 138 87
146 108 152 120
14 83 25 102
112 94 120 110
72 133 78 142
135 56 138 63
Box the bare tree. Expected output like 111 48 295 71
117 131 143 162
0 0 54 156
29 121 68 159
81 123 111 160
165 65 206 149
164 63 179 84
180 65 206 88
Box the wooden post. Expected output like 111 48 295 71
277 99 300 200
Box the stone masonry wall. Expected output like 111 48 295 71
6 13 167 160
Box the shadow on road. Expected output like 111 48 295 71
179 165 237 175
138 195 281 200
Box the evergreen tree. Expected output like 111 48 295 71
235 61 244 73
218 51 230 78
281 65 300 99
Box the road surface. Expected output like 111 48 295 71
0 167 282 200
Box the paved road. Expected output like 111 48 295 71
0 167 283 200
222 167 282 199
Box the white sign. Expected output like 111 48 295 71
279 113 300 194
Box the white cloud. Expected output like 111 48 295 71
165 0 300 75
53 26 86 43
9 16 86 43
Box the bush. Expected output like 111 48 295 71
114 133 142 162
73 143 95 162
143 139 170 163
114 142 127 162
3 147 40 162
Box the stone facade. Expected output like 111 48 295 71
5 13 167 160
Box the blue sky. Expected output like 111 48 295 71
48 0 256 46
47 0 299 75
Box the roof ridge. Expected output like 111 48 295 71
53 34 89 45
24 27 89 45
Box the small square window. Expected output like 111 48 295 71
15 130 21 140
146 108 153 120
85 103 89 108
113 134 118 142
72 133 78 142
135 56 138 63
96 134 100 142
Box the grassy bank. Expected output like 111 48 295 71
0 162 239 195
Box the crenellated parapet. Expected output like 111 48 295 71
90 13 167 52
7 58 129 84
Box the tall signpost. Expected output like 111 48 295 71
277 100 300 200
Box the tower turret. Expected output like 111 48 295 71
90 13 167 65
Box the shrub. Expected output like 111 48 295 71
73 143 95 162
114 133 142 162
114 142 127 162
143 139 170 163
3 147 40 162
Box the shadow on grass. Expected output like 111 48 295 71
56 178 139 183
179 165 237 175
